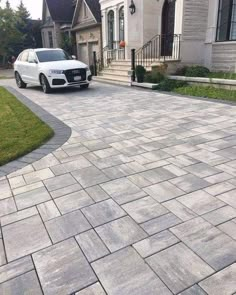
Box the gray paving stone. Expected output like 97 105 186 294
85 185 110 202
167 154 199 168
0 239 6 266
37 200 61 221
8 176 26 190
0 207 38 226
44 174 77 191
143 181 184 203
204 171 233 184
217 189 236 208
146 243 214 294
203 206 236 226
204 181 235 196
72 166 110 188
0 179 12 199
101 178 146 205
32 154 60 170
122 196 168 223
179 285 207 295
163 164 187 177
92 247 172 295
199 263 236 295
33 238 97 295
185 163 221 178
139 167 176 184
177 190 225 215
171 217 236 270
141 213 182 235
92 154 132 170
163 143 198 156
15 186 51 210
55 190 94 214
12 181 44 195
45 210 91 243
23 168 54 184
3 215 51 262
127 174 152 188
170 174 210 193
51 157 92 175
188 150 227 166
133 230 179 258
0 198 17 218
82 199 126 227
163 199 197 221
0 270 43 295
76 229 109 262
218 220 236 239
75 283 106 295
0 256 33 284
50 183 82 199
102 164 135 179
96 216 147 252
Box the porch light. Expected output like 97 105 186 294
129 0 136 15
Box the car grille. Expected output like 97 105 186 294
64 68 86 83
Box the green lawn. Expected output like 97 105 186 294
0 87 54 166
174 85 236 102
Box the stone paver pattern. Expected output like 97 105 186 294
0 79 236 294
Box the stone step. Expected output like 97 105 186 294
99 73 131 82
93 76 131 86
102 68 130 76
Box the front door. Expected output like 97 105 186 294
161 0 176 56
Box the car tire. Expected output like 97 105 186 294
15 72 27 89
80 84 89 89
40 74 51 94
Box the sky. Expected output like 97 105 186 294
1 0 43 19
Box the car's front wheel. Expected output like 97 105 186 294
15 72 27 89
40 74 51 94
80 83 89 89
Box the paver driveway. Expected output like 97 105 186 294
0 80 236 295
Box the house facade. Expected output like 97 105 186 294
99 0 236 72
41 0 76 49
72 0 101 66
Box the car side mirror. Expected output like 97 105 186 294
34 59 38 64
72 55 76 60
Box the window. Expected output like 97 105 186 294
48 31 54 48
21 51 29 62
36 50 72 63
108 10 114 49
119 6 125 41
28 51 37 63
217 0 236 41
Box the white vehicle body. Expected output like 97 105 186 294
14 48 92 93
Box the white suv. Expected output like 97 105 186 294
14 48 92 93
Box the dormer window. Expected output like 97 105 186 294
216 0 236 41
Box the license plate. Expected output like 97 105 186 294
74 76 81 81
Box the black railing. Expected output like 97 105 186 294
135 34 181 68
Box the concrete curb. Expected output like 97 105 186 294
0 87 72 176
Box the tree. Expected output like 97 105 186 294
0 1 22 65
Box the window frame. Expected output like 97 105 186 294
216 0 236 42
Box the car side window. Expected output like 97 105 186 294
28 51 37 63
21 51 29 62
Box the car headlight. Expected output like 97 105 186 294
49 70 64 74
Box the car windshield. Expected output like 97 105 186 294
36 50 72 63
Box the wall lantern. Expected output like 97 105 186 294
129 0 136 15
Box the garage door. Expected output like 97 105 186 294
78 43 88 65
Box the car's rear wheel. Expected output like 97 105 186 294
15 72 27 89
41 74 51 94
80 83 89 89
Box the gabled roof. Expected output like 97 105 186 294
72 0 101 26
85 0 101 23
45 0 76 23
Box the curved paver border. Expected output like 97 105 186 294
0 86 72 176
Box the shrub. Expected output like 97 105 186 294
144 71 165 83
135 65 146 83
175 66 188 76
156 79 188 91
185 65 210 77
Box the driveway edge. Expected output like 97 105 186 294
0 86 72 176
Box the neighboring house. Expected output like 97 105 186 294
41 0 76 49
99 0 236 72
72 0 101 66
